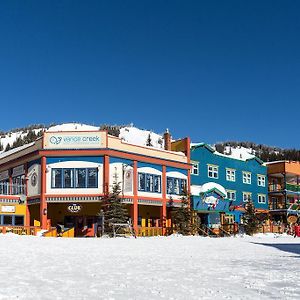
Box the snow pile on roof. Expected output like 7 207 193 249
0 142 35 159
221 146 255 161
119 126 164 149
191 182 227 196
47 123 99 132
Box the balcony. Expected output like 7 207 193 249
286 183 300 193
0 182 26 196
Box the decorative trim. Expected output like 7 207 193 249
46 196 102 203
138 199 162 206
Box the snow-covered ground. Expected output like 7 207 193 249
0 234 299 300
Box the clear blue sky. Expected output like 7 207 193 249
0 1 300 148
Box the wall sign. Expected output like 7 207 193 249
12 165 25 177
44 132 104 149
67 203 82 213
1 206 16 213
0 170 9 181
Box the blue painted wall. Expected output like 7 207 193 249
191 145 268 211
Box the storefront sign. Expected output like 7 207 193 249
67 203 82 213
12 165 25 177
0 170 9 181
287 215 298 224
44 132 104 149
1 206 16 213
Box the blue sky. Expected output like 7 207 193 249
0 1 300 148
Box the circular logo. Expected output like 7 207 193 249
287 215 298 224
31 172 38 187
50 136 62 145
67 203 82 213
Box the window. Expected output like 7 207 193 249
226 169 236 182
75 169 86 188
208 165 218 179
191 162 199 175
258 194 266 204
257 175 266 187
3 215 13 225
138 173 146 191
14 216 24 226
243 172 251 184
63 169 74 188
243 192 252 202
52 169 62 188
227 190 236 201
51 168 98 189
167 177 187 195
87 169 97 188
138 173 161 193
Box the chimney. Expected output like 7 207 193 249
163 128 171 151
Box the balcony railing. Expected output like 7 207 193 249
269 183 300 193
0 183 26 195
286 183 300 193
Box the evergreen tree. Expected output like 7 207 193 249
146 133 153 147
172 192 193 235
5 143 11 152
0 142 3 151
242 200 260 236
102 181 128 237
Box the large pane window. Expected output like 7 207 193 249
3 215 13 225
52 169 62 188
138 173 146 191
75 169 87 188
167 177 187 195
14 216 24 226
63 169 74 188
87 169 98 188
51 168 98 189
138 172 161 193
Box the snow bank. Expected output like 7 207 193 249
0 235 299 299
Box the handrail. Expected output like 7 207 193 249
0 225 40 236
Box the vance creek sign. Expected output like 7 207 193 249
43 132 105 149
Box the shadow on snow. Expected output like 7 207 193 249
252 242 300 256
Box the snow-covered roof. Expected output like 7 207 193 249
119 126 164 149
191 182 227 197
0 142 35 160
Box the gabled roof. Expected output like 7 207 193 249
191 143 264 165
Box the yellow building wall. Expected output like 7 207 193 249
0 203 27 224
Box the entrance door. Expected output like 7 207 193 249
75 216 95 237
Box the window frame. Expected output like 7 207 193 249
257 175 266 187
226 168 236 182
207 164 218 179
242 171 252 185
226 190 236 201
258 194 266 204
191 162 199 175
243 192 252 202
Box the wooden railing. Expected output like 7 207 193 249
258 224 286 234
43 227 58 237
137 227 163 237
0 226 40 236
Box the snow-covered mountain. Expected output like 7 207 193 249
0 123 166 153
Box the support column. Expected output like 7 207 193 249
103 155 110 195
161 165 167 235
133 160 138 235
25 163 30 226
40 156 47 230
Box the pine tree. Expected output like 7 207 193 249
102 181 128 237
0 142 3 151
172 192 193 235
146 133 153 147
5 143 11 152
242 200 260 236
